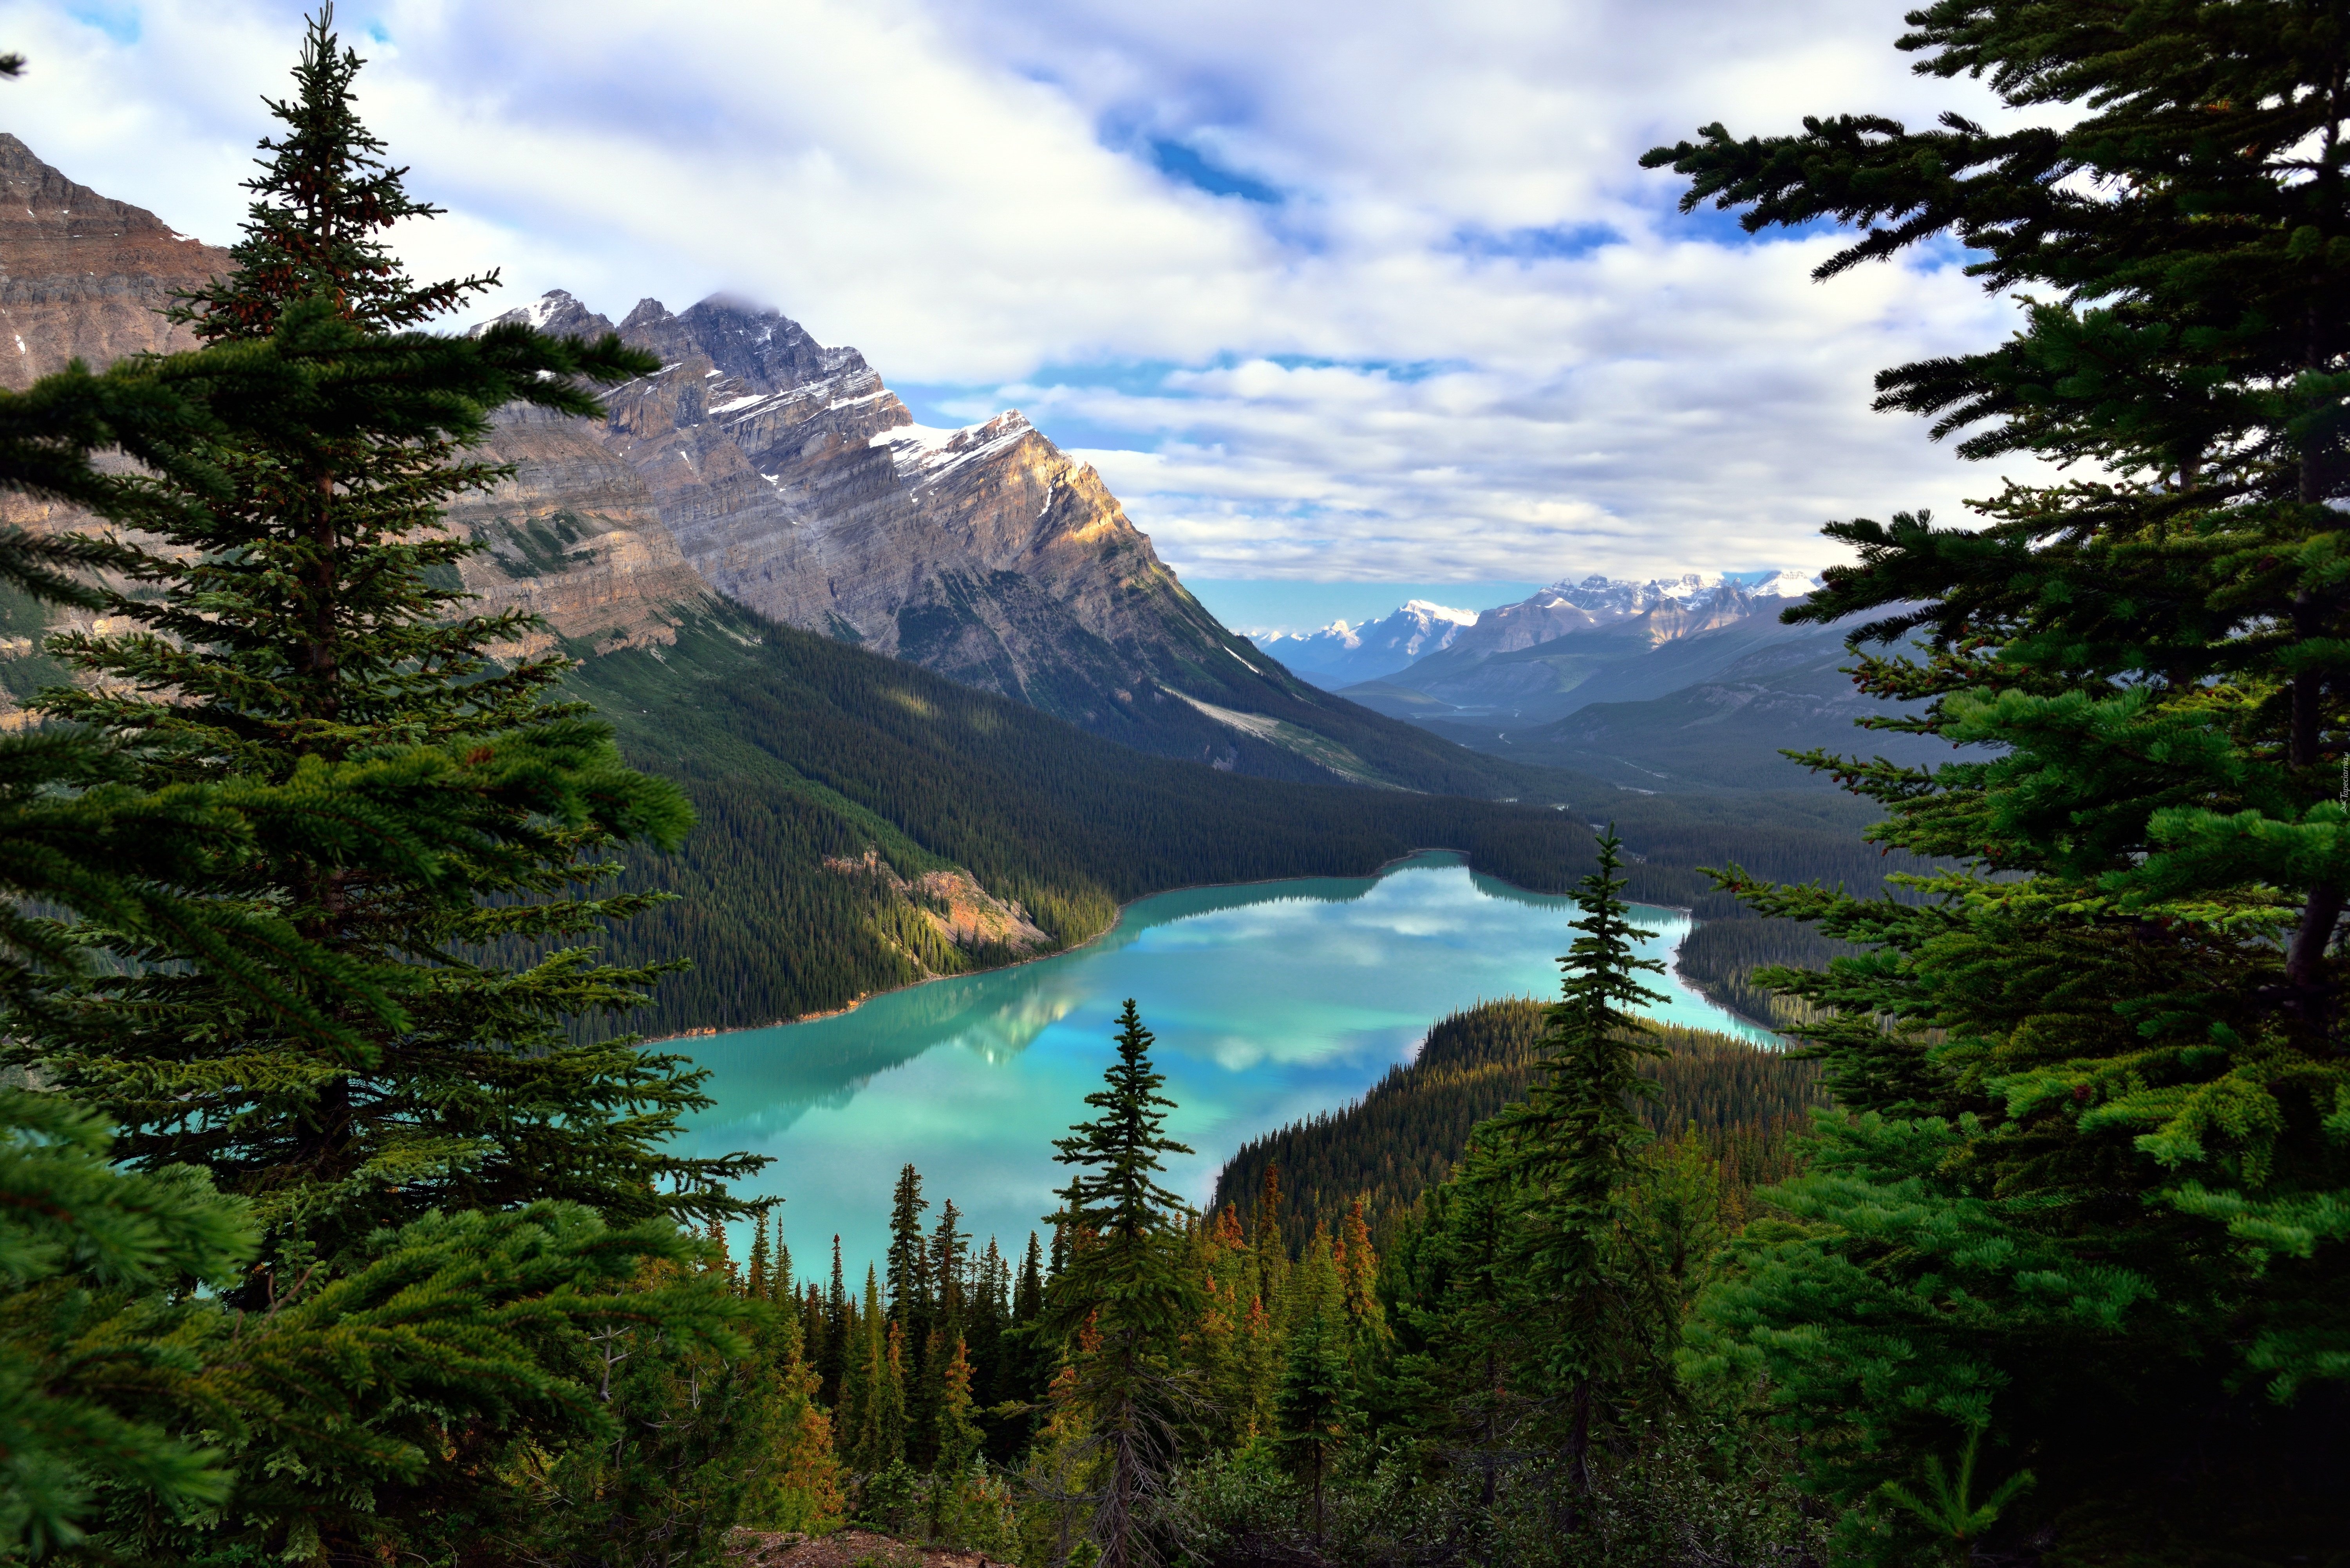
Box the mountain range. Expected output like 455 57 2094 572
1260 569 1949 792
1249 599 1480 689
0 128 1535 797
0 132 1942 1025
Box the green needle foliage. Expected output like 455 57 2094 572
1047 999 1200 1568
11 9 764 1274
1387 831 1679 1531
0 343 768 1563
1645 0 2350 1559
1470 829 1674 1496
171 2 495 342
0 1089 250 1557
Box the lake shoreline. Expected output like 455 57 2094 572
645 845 1610 1044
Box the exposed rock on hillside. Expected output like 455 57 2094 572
442 405 712 656
0 134 230 386
822 846 1051 959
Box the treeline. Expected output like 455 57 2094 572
1675 916 1864 1026
1212 1001 1823 1250
571 609 1931 1033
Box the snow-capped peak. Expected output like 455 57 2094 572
1746 569 1820 598
1398 599 1479 625
521 290 580 329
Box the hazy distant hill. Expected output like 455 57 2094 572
1423 619 1950 791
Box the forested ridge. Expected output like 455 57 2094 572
1213 1001 1824 1250
1674 917 1862 1026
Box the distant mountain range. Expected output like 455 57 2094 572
1250 599 1480 688
1239 569 1949 792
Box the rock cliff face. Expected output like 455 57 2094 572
480 289 1320 749
441 405 712 656
0 134 231 387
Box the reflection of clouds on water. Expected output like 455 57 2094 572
688 851 1772 1277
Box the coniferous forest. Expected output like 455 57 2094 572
6 3 2350 1566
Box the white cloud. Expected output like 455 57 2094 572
0 0 2050 585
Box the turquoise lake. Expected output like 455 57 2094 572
682 851 1771 1279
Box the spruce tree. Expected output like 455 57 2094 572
1647 1 2350 1557
0 213 758 1562
887 1163 932 1331
1475 828 1673 1496
13 6 762 1273
820 1236 850 1408
1046 999 1200 1568
1276 1233 1358 1549
1015 1232 1046 1326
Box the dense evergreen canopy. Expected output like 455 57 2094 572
1647 0 2350 1558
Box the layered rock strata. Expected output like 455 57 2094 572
0 133 231 386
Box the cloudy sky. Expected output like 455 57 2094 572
2 0 2039 629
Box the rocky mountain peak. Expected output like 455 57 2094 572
0 134 230 387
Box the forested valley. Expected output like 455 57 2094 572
7 3 2350 1567
569 601 1928 1033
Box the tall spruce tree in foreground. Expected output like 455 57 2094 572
0 297 762 1568
15 7 762 1274
1472 829 1673 1502
1391 830 1677 1528
1046 999 1200 1568
1647 0 2350 1559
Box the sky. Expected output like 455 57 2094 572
0 0 2047 632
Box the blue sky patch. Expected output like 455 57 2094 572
1149 139 1281 204
69 4 139 44
1451 222 1620 261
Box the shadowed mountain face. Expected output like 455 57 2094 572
0 132 232 387
1419 620 1949 792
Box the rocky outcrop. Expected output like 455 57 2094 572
441 405 712 655
822 847 1051 959
0 133 230 387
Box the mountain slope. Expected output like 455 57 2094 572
483 290 1528 793
1425 626 1949 791
563 602 1622 1033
